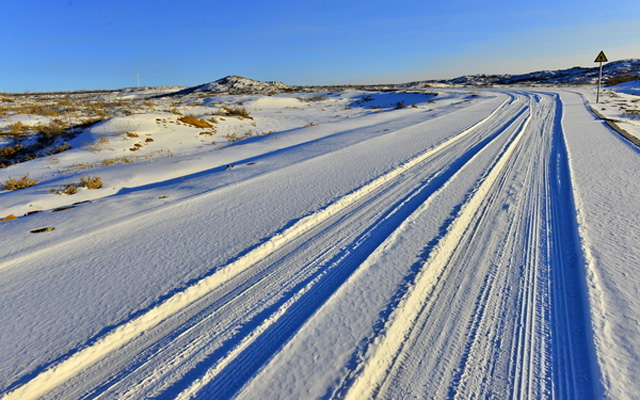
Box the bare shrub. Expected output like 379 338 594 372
80 176 103 189
222 106 252 120
0 146 17 157
1 214 17 222
2 174 38 190
52 143 72 154
101 156 133 166
224 132 240 142
7 121 28 135
50 183 79 195
178 115 213 128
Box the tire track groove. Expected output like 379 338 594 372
344 101 533 400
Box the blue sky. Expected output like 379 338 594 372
2 0 639 92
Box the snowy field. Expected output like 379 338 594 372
1 80 640 399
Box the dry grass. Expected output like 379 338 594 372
50 183 79 195
222 106 253 120
7 122 29 135
2 174 38 190
224 132 240 142
80 175 103 189
51 176 102 194
178 115 213 128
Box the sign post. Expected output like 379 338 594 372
594 51 608 103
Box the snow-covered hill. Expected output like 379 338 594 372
405 59 640 87
167 75 291 96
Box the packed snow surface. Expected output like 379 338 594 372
1 84 640 399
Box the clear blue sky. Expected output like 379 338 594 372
2 0 639 92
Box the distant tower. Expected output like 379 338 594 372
136 68 141 87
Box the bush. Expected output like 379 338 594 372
222 106 252 120
80 175 103 189
50 183 79 195
2 174 38 190
178 115 213 128
7 121 28 135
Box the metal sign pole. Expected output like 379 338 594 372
597 61 602 103
594 51 608 104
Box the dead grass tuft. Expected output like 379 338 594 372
224 132 240 142
51 176 102 194
80 175 103 189
2 174 38 190
7 121 29 135
50 183 79 195
178 115 213 128
222 106 253 120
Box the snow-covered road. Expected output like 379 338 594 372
2 88 639 399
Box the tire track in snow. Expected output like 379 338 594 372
370 93 541 399
343 99 533 400
1 96 516 400
89 95 522 398
546 94 602 398
167 97 527 400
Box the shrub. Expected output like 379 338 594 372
178 115 213 128
2 174 38 190
222 106 252 120
1 214 17 222
80 175 103 189
224 132 240 142
7 121 28 135
0 146 17 157
52 143 72 154
50 183 79 195
101 156 133 166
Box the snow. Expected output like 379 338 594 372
1 80 639 399
559 90 640 399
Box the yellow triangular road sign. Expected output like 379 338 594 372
595 51 608 63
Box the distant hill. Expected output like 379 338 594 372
159 61 639 96
163 75 291 97
412 59 640 87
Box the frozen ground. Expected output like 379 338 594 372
1 81 639 399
